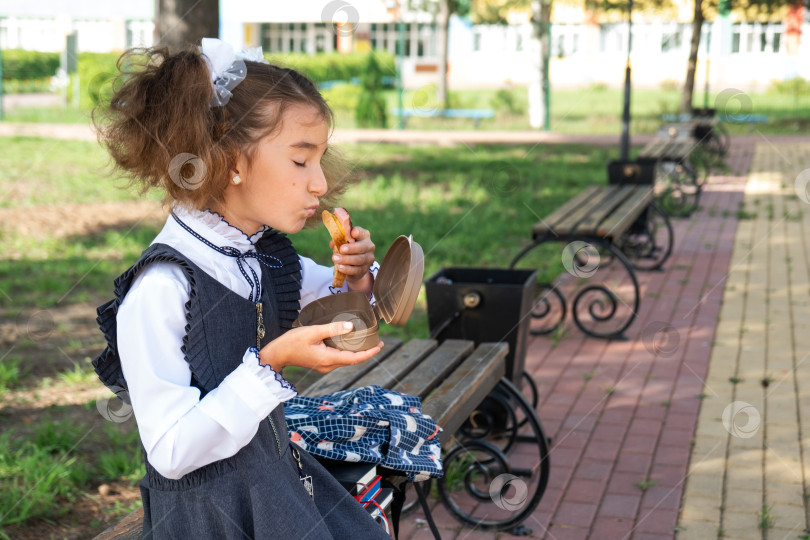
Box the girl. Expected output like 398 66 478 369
92 38 391 539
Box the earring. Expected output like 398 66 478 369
232 175 242 185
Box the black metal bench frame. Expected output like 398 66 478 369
640 109 731 216
510 185 673 340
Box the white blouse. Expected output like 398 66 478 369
116 206 378 480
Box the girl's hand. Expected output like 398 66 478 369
259 321 383 373
330 208 375 295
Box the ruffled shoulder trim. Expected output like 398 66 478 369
92 244 216 394
255 230 302 332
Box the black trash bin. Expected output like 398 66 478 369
425 267 538 384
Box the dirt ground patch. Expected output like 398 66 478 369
0 200 167 538
0 200 167 242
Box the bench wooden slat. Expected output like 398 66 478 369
94 507 144 540
575 186 636 235
391 339 475 399
639 138 674 158
552 186 621 236
421 343 508 446
351 339 438 390
639 137 695 161
531 185 602 238
597 187 654 239
301 338 403 395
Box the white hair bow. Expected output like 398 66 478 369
201 37 269 108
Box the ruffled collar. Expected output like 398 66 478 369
172 206 269 254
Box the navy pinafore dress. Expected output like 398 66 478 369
93 231 390 539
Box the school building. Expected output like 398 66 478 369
0 0 807 91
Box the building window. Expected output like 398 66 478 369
556 34 565 57
661 28 682 53
126 20 153 48
368 22 429 57
699 26 711 53
474 31 482 51
262 23 334 54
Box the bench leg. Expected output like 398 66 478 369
509 240 567 336
510 237 640 340
433 377 550 534
655 159 701 217
569 240 640 340
618 202 674 272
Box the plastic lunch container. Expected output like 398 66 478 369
293 235 424 351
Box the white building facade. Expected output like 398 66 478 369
0 0 807 91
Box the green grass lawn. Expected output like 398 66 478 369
0 137 159 208
5 85 809 134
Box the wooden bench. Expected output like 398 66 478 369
389 108 494 129
509 185 673 340
636 132 705 216
657 117 730 159
659 108 732 170
95 339 550 538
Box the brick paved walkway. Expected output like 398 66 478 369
400 138 810 539
676 141 810 540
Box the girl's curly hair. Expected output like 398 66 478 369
94 46 354 227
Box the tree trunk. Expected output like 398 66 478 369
437 0 450 109
529 0 551 129
155 0 220 52
679 0 704 113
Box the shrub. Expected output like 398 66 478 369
321 83 363 112
76 51 120 109
2 50 60 80
354 53 388 128
2 78 53 94
447 90 475 109
3 49 396 109
265 51 395 85
769 76 810 95
659 78 680 91
491 85 527 115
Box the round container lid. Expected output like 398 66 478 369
373 235 424 326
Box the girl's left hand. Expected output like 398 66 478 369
330 208 375 295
